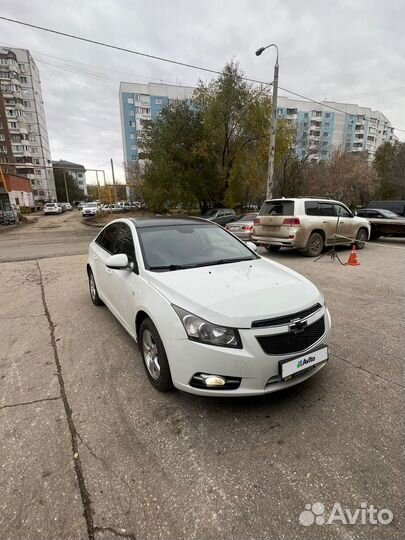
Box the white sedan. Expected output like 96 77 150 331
87 217 331 396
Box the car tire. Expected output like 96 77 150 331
266 245 281 253
139 318 173 392
355 228 368 249
305 232 324 257
88 269 103 306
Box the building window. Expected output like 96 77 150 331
131 154 137 160
20 76 28 83
129 110 135 116
35 169 41 175
0 134 4 141
130 133 135 139
131 144 137 150
155 98 162 105
324 122 330 129
38 190 45 196
78 173 83 178
323 132 328 137
128 97 134 104
129 121 135 127
312 111 322 117
325 113 331 118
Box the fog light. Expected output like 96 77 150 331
189 373 241 390
205 375 226 387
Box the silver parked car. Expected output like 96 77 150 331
225 213 258 241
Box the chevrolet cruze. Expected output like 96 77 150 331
87 217 331 396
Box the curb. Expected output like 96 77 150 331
81 218 105 228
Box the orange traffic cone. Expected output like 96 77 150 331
346 245 360 266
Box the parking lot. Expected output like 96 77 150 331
0 212 404 540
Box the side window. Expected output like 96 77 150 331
96 223 119 253
319 203 336 217
334 204 351 218
369 211 379 218
305 201 320 216
356 210 367 217
217 210 225 217
113 223 136 262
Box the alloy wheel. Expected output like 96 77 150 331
142 329 161 380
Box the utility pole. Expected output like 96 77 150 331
63 170 69 203
256 43 279 200
110 158 117 203
95 170 101 201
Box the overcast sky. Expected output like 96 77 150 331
1 0 404 184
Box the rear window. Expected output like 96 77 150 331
238 213 257 221
260 201 294 216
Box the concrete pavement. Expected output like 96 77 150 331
0 214 404 539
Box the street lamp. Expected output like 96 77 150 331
255 43 279 200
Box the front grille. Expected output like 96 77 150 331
257 316 325 355
252 303 321 328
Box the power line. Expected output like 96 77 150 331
1 15 404 134
0 15 266 85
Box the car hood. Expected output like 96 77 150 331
146 257 323 328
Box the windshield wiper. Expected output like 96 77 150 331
195 257 255 268
148 264 192 271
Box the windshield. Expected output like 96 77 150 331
138 224 258 271
45 203 56 207
85 203 98 208
260 200 294 215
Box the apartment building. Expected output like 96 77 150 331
277 97 398 162
119 82 194 175
0 47 56 205
52 160 87 196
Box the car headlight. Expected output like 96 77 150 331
172 306 242 349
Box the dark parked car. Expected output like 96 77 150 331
202 208 236 226
225 213 258 241
356 208 405 239
368 200 405 217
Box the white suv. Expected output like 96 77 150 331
82 202 100 217
252 198 371 257
44 203 62 215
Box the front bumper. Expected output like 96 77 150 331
165 307 331 396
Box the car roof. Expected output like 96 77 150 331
129 216 214 228
263 197 334 202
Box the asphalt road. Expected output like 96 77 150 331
0 212 404 540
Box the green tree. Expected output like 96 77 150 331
53 168 85 202
141 62 294 212
141 101 217 212
194 62 271 207
373 142 405 200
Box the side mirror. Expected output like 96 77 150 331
246 241 258 252
106 253 130 270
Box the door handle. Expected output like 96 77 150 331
322 221 328 224
339 221 345 224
